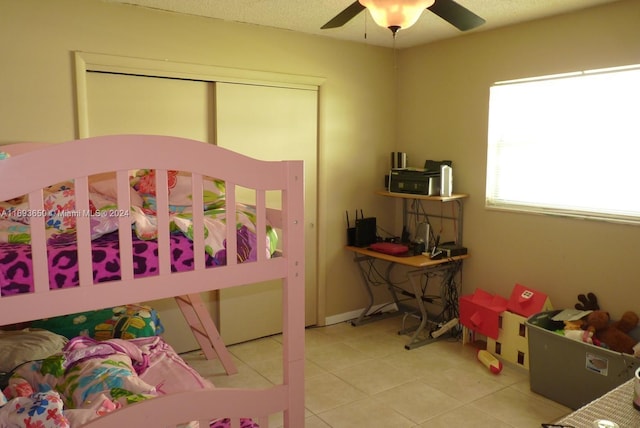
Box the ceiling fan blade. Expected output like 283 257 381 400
321 1 366 29
428 0 486 31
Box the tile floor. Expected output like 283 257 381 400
182 316 573 428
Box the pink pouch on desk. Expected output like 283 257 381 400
369 242 409 255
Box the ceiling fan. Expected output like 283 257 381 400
321 0 485 36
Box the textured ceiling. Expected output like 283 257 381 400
104 0 622 49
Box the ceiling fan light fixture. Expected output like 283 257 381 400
359 0 435 32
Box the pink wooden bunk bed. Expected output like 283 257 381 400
0 135 305 428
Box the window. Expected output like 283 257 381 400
486 65 640 224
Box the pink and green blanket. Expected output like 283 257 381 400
0 336 258 428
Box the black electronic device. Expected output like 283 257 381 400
355 217 376 247
389 169 440 195
424 159 452 173
436 243 468 257
346 210 377 247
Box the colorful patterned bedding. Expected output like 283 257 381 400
0 169 278 296
0 336 259 428
0 229 256 297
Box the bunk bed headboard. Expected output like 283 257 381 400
0 134 303 323
0 134 306 427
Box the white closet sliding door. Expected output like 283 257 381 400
86 72 213 141
84 71 216 353
215 82 318 344
79 55 320 349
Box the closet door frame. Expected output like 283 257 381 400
74 51 325 328
74 51 324 138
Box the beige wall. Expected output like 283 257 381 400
397 0 640 318
1 0 638 324
0 0 396 323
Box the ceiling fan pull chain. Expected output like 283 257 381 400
364 9 368 40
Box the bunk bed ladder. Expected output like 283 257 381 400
175 294 238 375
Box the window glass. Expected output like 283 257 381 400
486 65 640 224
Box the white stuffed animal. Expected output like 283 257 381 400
564 328 593 344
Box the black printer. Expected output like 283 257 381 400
388 160 451 196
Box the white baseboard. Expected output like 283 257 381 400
323 302 398 326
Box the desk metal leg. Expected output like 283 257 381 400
398 262 462 350
398 270 432 349
348 250 463 349
350 253 402 326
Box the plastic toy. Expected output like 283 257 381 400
563 328 594 344
562 319 593 344
477 349 502 374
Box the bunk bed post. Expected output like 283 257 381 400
282 160 305 427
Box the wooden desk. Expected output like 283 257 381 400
346 245 469 349
346 245 468 268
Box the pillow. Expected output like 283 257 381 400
130 170 225 212
0 329 68 372
89 172 144 207
0 219 31 244
31 305 164 341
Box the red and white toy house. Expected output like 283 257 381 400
460 284 553 369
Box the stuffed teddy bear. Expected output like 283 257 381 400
586 310 640 355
